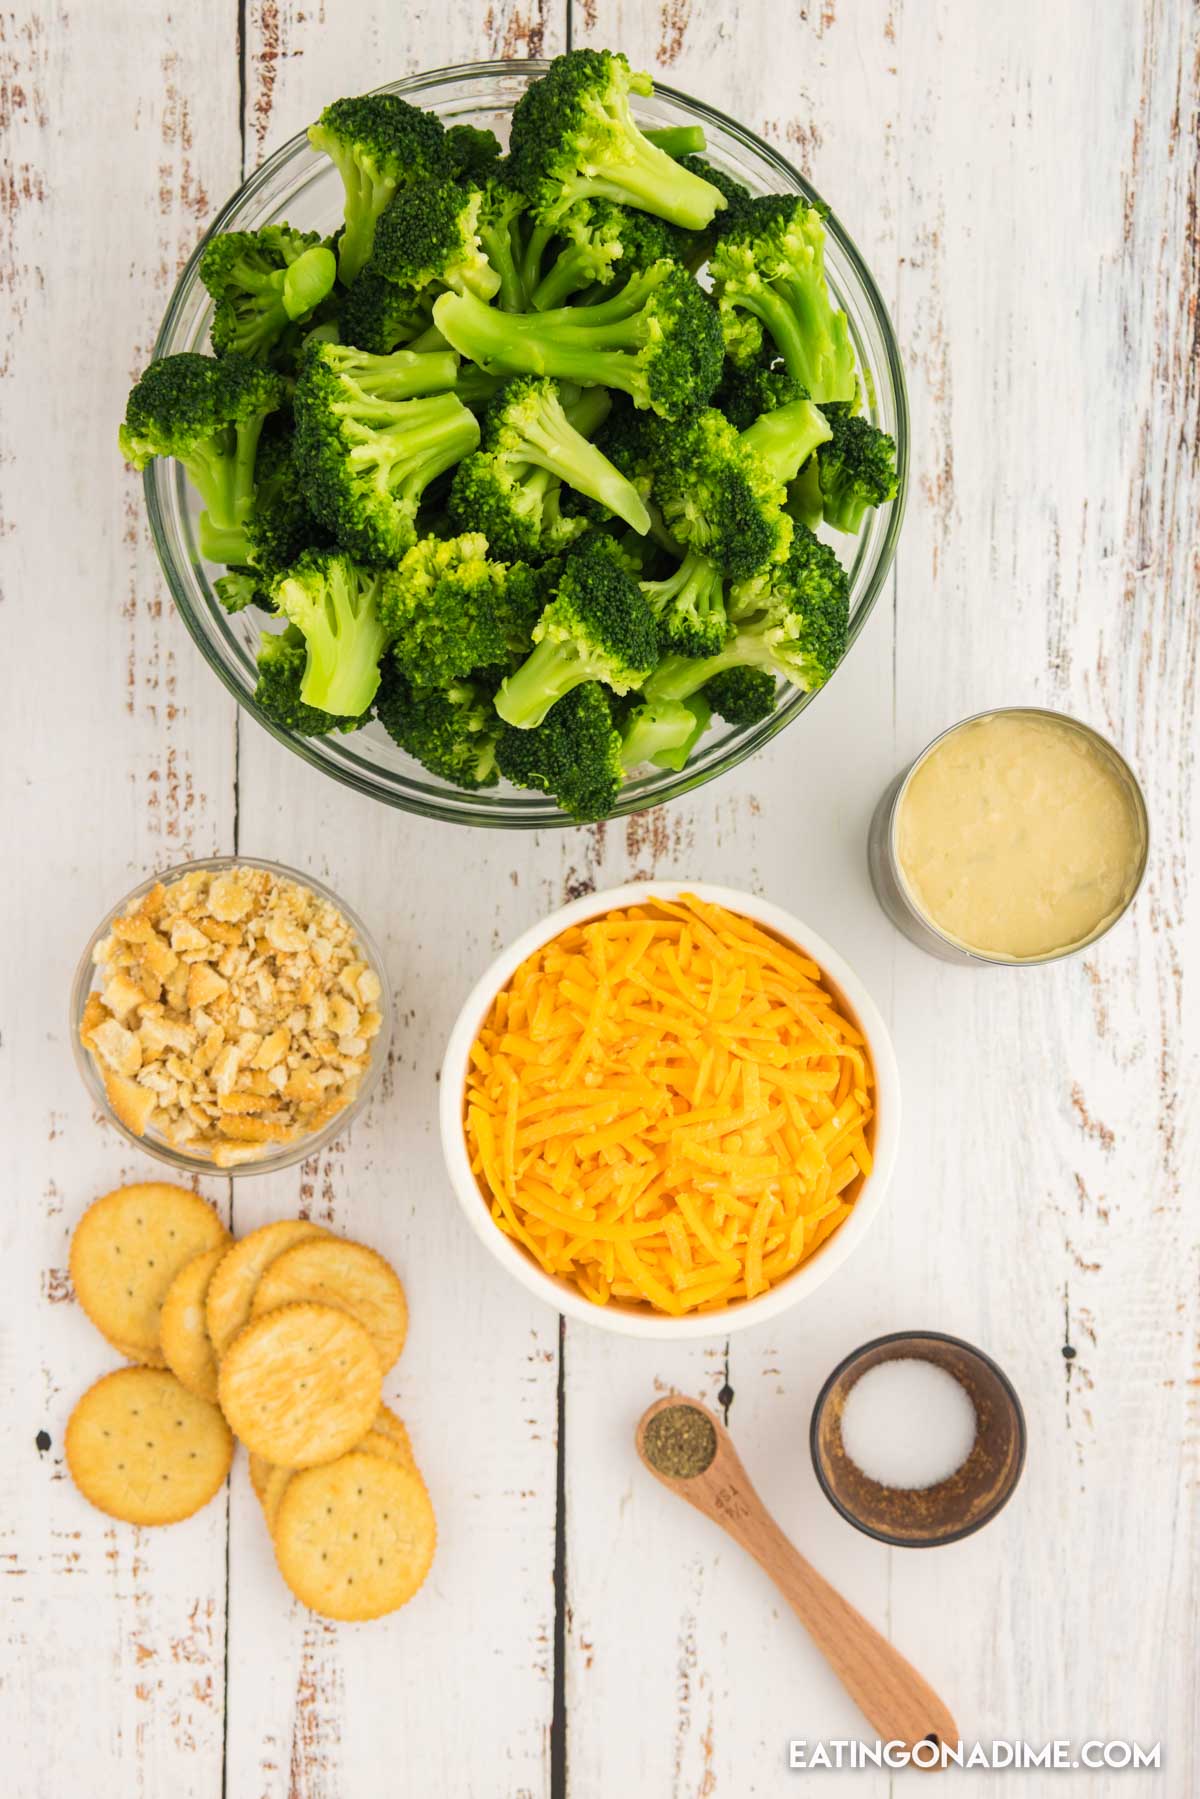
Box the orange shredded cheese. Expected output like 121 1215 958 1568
462 895 875 1317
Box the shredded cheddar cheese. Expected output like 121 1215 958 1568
463 895 875 1316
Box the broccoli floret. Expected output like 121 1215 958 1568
308 93 450 284
619 694 710 771
645 522 849 702
246 418 330 577
119 352 285 564
294 340 479 564
338 270 432 353
529 199 685 310
703 665 777 724
379 532 542 688
477 173 534 313
648 397 832 578
508 50 726 232
433 258 723 420
214 569 261 613
709 194 856 402
200 226 336 365
495 535 659 729
270 549 388 716
713 359 808 430
444 124 503 185
254 623 374 735
375 658 501 787
639 549 728 656
496 682 624 821
813 404 899 533
448 376 648 561
368 180 501 304
646 407 788 578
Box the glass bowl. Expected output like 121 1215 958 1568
147 61 909 828
70 856 393 1177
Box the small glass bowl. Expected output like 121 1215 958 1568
810 1330 1027 1547
70 855 393 1177
145 59 908 829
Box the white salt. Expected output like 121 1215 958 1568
839 1357 977 1491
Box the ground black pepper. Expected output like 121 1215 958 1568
643 1404 717 1478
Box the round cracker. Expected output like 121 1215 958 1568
254 1414 414 1537
160 1247 226 1401
357 1429 416 1474
248 1452 272 1502
205 1220 327 1359
70 1183 229 1359
260 1463 294 1533
274 1451 436 1621
217 1302 381 1468
65 1367 233 1527
250 1238 408 1372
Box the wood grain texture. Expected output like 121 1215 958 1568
1 0 1196 1794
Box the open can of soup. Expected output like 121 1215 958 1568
867 707 1150 966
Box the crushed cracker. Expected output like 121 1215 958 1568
81 867 384 1166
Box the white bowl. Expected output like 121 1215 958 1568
439 883 900 1339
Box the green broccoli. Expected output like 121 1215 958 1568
812 404 899 532
338 271 433 354
368 179 501 304
508 51 726 232
214 570 262 614
529 199 685 311
200 226 336 365
703 665 777 724
308 92 450 284
433 258 723 420
785 456 824 530
375 658 501 787
642 125 707 158
270 549 389 716
118 351 285 564
496 681 625 821
476 174 534 313
379 532 542 687
294 340 479 563
639 549 729 656
253 622 373 735
448 376 648 561
495 534 659 729
673 155 754 270
713 359 808 430
648 397 832 577
214 419 332 611
619 694 711 771
444 123 503 185
709 194 856 402
645 521 849 702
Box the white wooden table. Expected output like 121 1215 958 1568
4 2 1197 1794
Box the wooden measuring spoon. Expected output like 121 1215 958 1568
636 1395 958 1760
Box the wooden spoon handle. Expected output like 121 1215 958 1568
731 1500 957 1753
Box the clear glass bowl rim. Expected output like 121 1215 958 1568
148 59 910 829
69 855 394 1177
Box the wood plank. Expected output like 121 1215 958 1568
0 5 240 1797
562 2 1199 1795
226 8 570 1796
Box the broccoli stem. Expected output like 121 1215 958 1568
185 412 268 561
787 457 824 530
494 635 593 729
514 398 650 534
433 289 653 406
564 133 723 230
282 245 338 319
620 697 701 770
520 222 558 308
198 516 254 564
478 215 529 313
645 641 763 705
642 125 707 159
532 245 600 312
740 398 832 483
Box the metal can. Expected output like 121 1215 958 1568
867 707 1150 967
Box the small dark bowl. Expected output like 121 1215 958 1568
810 1330 1026 1547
